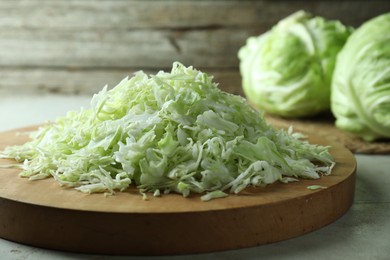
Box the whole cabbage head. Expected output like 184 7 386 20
331 13 390 141
239 10 352 117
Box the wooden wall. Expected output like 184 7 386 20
0 0 389 96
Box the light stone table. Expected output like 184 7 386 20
0 95 389 260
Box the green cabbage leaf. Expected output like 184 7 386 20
239 10 352 117
331 13 390 141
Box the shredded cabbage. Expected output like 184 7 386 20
1 63 335 200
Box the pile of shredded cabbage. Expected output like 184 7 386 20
1 63 335 201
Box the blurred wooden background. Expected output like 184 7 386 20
0 0 389 97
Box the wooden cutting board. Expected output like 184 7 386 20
265 113 390 154
0 126 356 255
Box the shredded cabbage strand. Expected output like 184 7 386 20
1 62 335 200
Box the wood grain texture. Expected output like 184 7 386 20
0 126 356 255
0 0 389 96
0 68 243 96
266 114 390 154
0 28 252 68
0 0 388 29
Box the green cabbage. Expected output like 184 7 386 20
1 63 334 200
239 10 352 117
331 13 390 141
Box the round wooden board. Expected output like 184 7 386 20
265 113 390 154
0 126 356 256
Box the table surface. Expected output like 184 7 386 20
0 95 389 260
